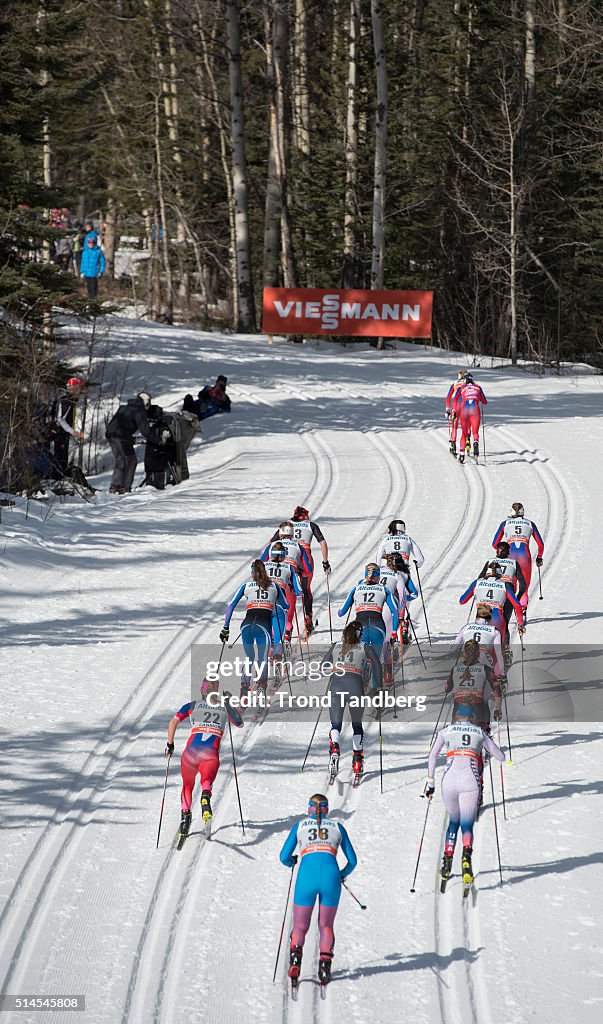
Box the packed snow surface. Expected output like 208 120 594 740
1 320 602 1024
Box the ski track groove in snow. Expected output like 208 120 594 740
0 428 328 1010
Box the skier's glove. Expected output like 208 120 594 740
536 557 543 567
444 679 453 694
340 870 348 882
424 779 435 799
219 627 230 643
165 742 175 756
323 560 331 574
493 708 502 722
286 855 298 868
446 410 451 418
518 625 526 636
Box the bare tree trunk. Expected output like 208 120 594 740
273 2 297 288
370 0 387 296
342 0 360 289
292 0 310 157
226 0 257 331
104 193 117 279
154 95 174 322
263 4 281 287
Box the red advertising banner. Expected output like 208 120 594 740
262 287 433 338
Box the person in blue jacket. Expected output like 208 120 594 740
280 793 357 985
337 563 399 657
80 235 106 299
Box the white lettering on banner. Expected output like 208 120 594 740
270 294 425 332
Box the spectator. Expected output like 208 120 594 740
54 236 73 271
183 375 232 421
49 377 87 478
80 235 105 299
106 392 152 493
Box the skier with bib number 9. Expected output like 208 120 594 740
165 678 243 841
279 794 357 988
424 707 505 890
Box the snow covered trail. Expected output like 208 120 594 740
1 323 602 1024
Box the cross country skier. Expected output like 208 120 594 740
288 506 330 635
380 552 418 645
452 604 506 680
327 620 383 783
459 561 524 643
445 370 467 456
375 519 425 570
491 502 544 614
444 640 502 727
279 793 357 989
337 563 399 659
425 706 505 890
452 373 487 462
220 560 289 698
265 540 303 655
165 678 243 841
263 523 312 640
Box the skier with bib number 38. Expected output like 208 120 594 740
279 793 357 991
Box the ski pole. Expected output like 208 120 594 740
272 865 295 983
497 720 507 820
481 408 487 464
342 878 367 910
227 630 242 649
488 757 504 885
428 693 448 750
520 636 525 706
502 687 513 764
155 753 172 848
294 605 305 662
300 677 331 772
379 711 384 795
409 796 432 892
413 561 432 645
465 595 476 625
227 714 245 835
537 563 543 600
326 574 333 644
408 612 426 669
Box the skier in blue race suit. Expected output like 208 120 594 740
279 794 357 986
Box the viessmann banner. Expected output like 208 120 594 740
262 287 433 338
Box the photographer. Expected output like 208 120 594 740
105 392 152 493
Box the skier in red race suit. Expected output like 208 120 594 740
453 373 487 462
491 502 544 615
445 370 467 455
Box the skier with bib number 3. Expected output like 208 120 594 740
279 793 357 992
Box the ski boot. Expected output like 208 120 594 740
465 436 471 454
462 847 474 889
329 738 340 784
401 622 411 645
449 440 457 456
201 790 212 825
352 748 364 786
256 680 268 698
459 452 465 464
503 644 513 670
391 634 400 662
179 810 192 837
288 945 303 980
240 681 250 705
473 440 479 458
441 850 453 882
305 616 314 637
318 955 332 986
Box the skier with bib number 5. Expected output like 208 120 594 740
492 502 544 616
279 794 357 990
165 678 243 843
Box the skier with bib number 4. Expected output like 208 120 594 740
459 561 524 643
279 794 357 992
327 620 383 784
425 707 505 893
165 678 243 844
